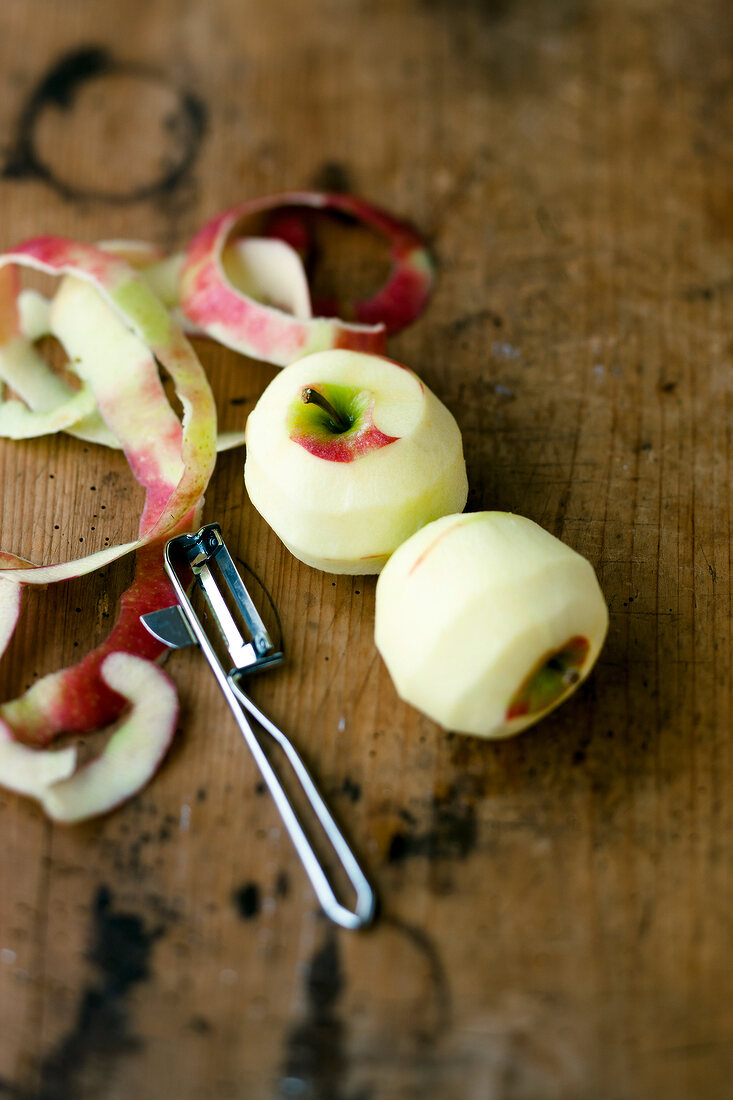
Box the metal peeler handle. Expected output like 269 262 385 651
227 680 375 930
160 530 376 931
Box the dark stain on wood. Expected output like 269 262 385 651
339 777 362 803
384 915 453 1042
36 885 163 1100
187 1016 213 1035
442 307 504 341
279 926 349 1099
275 870 290 898
2 44 206 203
310 161 354 194
387 783 478 864
233 881 261 920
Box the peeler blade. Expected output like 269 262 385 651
141 605 198 650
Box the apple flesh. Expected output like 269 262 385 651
0 718 77 798
244 350 468 573
374 511 609 737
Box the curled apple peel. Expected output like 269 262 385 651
0 239 216 813
0 377 96 440
0 552 29 660
0 538 189 748
40 653 179 824
0 718 77 799
0 238 217 586
0 232 321 452
180 191 435 366
98 234 313 333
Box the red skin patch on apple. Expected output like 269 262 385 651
408 523 459 575
292 422 398 462
8 236 127 288
353 250 432 334
289 389 398 463
332 326 387 355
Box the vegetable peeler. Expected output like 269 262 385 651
140 522 376 930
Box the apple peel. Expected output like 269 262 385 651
0 334 120 448
39 652 178 824
0 551 30 661
0 717 77 798
0 537 186 747
0 343 242 453
0 385 96 439
180 191 435 366
99 234 313 329
17 289 51 341
222 237 312 319
0 554 82 795
0 237 217 586
5 262 244 454
0 241 214 817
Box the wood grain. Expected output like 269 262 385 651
1 0 733 1096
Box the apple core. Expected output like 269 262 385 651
506 635 590 720
289 383 398 462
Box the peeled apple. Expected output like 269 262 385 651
374 511 609 738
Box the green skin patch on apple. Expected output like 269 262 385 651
288 383 398 461
506 635 590 721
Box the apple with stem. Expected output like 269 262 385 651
244 350 468 573
374 511 608 737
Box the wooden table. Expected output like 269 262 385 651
1 1 732 1096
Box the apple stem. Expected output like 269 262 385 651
301 387 351 433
